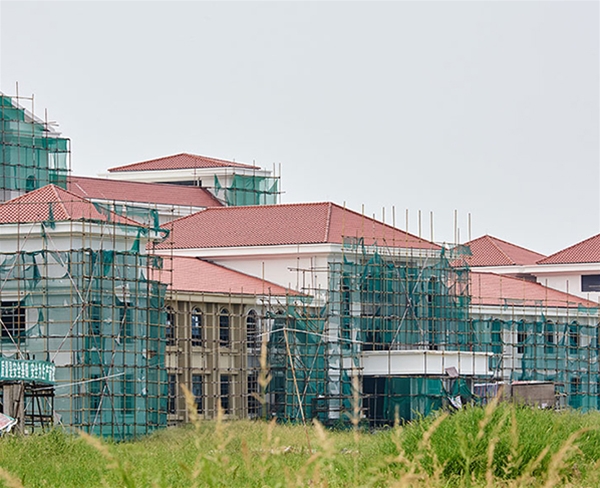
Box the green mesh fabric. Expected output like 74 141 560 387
0 249 167 440
0 95 69 194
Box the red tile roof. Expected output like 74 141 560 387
108 153 259 172
159 256 293 296
68 175 222 208
470 272 598 309
155 202 440 250
459 235 546 267
0 185 141 226
537 233 600 265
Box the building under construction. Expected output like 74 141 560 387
0 90 598 437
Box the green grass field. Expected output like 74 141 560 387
1 400 600 487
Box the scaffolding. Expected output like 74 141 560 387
2 89 599 436
0 92 70 201
141 233 600 428
265 240 600 425
0 187 171 440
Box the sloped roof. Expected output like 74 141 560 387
162 256 293 296
538 233 600 265
108 153 259 172
68 175 222 208
155 202 440 250
470 272 598 309
460 235 546 267
0 185 141 226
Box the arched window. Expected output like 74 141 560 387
219 308 230 347
246 310 258 348
191 308 202 346
166 307 175 346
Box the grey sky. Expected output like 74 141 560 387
1 1 598 255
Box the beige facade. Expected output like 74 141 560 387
164 291 274 423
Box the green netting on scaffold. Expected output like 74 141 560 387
0 249 167 440
0 95 69 195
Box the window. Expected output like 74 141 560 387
246 310 258 349
569 325 579 354
582 275 600 292
491 320 502 354
166 307 175 346
192 374 203 413
248 373 260 417
124 375 135 413
89 301 102 335
570 376 580 394
90 374 101 411
219 309 230 347
168 374 177 414
220 374 230 414
117 299 132 342
341 277 352 345
545 322 555 354
0 301 25 339
191 308 202 346
517 322 526 354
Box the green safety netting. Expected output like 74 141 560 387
268 243 474 425
0 95 69 193
0 248 168 440
214 174 278 206
268 241 600 425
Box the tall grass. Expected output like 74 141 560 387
0 401 600 487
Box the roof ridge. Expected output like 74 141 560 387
486 235 517 265
108 152 260 172
20 184 146 227
324 202 333 242
49 185 71 219
538 233 600 264
327 202 438 248
470 234 546 258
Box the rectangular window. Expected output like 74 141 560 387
0 301 25 339
168 373 177 415
192 374 203 413
569 325 579 354
582 275 600 292
248 373 260 417
517 322 526 354
90 374 101 411
89 301 102 335
220 374 230 414
118 300 133 342
166 308 175 346
124 375 135 414
491 320 502 354
570 376 580 394
545 323 555 354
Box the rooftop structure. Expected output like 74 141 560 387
104 153 279 207
67 175 222 226
459 235 546 267
538 233 600 265
156 202 439 251
108 153 260 172
0 92 70 202
0 184 169 439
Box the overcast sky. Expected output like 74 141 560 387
1 1 598 255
